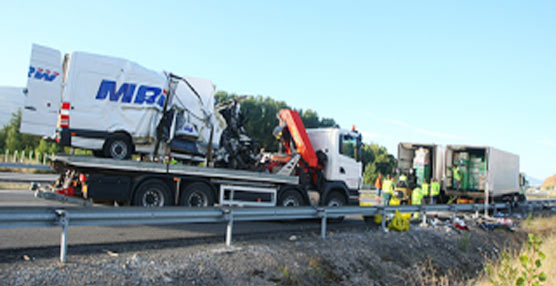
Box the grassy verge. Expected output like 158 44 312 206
477 215 556 285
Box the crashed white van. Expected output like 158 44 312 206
21 44 224 161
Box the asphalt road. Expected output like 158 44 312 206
0 189 366 250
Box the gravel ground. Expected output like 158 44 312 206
0 217 529 286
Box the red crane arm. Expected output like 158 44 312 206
278 109 318 168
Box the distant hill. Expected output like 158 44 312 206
526 176 543 187
541 174 556 190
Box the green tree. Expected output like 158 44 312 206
0 110 59 157
361 143 397 185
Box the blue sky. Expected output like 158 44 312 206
0 1 554 180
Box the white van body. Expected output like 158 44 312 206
21 44 223 159
0 86 25 127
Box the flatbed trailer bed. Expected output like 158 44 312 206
49 155 301 208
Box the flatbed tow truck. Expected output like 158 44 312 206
37 110 363 210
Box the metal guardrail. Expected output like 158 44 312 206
1 200 555 263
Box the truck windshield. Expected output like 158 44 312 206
340 134 358 160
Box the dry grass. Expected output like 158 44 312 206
475 215 556 286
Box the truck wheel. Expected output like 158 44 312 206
104 134 132 160
278 190 305 207
325 191 346 223
180 182 215 207
132 179 173 207
325 191 346 207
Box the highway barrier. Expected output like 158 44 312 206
1 200 555 263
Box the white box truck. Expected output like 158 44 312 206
444 144 525 203
21 44 223 162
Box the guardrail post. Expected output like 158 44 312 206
506 202 512 215
317 208 326 239
380 207 387 232
473 204 479 219
451 205 457 220
421 205 427 226
56 210 69 264
224 209 233 247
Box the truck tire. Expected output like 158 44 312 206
104 134 132 160
325 191 346 223
325 191 346 207
278 190 305 207
180 182 215 207
132 179 173 207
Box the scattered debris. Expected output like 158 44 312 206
105 250 119 257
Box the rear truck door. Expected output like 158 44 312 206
397 143 415 171
20 44 63 137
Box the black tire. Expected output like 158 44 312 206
325 191 346 223
180 182 215 207
104 134 132 160
325 191 346 207
132 179 173 207
278 190 305 207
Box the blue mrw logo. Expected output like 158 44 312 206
28 66 60 82
95 80 166 108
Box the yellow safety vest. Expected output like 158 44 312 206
399 174 407 182
431 182 440 196
411 188 422 205
422 183 430 196
383 179 394 194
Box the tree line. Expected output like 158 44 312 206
1 92 397 184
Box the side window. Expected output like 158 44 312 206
339 134 357 160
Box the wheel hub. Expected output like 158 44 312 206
188 191 208 207
142 189 164 207
110 140 127 159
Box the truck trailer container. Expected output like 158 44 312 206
444 144 524 202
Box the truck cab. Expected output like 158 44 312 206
273 109 363 207
307 128 362 192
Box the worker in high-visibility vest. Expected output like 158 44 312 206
382 174 394 206
375 173 383 197
422 179 430 204
411 185 423 219
398 173 408 188
453 166 463 191
431 178 441 204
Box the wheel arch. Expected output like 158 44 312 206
102 130 135 153
320 181 350 205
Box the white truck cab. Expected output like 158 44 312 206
307 128 362 190
305 128 362 205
